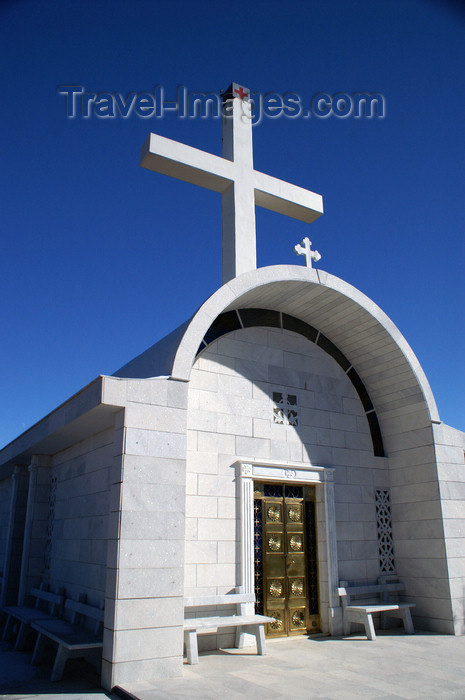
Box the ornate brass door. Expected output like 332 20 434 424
253 483 320 637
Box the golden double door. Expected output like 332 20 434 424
253 482 320 637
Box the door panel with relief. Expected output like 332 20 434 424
253 482 320 637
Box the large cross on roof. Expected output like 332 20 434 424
140 82 323 284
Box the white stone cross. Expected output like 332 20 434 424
140 83 323 283
294 237 321 268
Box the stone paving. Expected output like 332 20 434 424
1 631 465 700
124 631 465 700
0 640 115 700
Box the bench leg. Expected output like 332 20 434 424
236 625 266 655
380 611 389 630
184 630 199 665
2 615 14 642
31 633 46 665
235 627 245 649
14 622 29 651
363 614 376 641
400 609 415 635
343 616 352 636
253 624 266 656
343 614 376 640
51 645 69 682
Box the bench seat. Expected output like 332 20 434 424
32 618 103 649
3 605 58 624
2 587 64 650
31 598 104 681
342 603 414 614
184 590 275 664
338 580 415 641
184 613 274 631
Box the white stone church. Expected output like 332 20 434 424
1 83 464 691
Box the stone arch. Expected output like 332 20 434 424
172 266 439 456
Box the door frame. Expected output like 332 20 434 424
236 459 342 635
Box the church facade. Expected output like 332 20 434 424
1 85 464 691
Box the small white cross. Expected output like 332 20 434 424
294 237 321 268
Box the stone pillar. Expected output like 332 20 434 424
2 466 29 605
1 472 17 606
237 464 255 646
238 463 254 596
102 379 188 690
0 476 13 605
18 455 52 604
324 470 343 635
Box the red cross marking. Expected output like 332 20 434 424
234 86 249 100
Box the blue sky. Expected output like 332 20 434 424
1 0 464 447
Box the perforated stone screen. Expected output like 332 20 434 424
273 392 298 426
375 488 395 573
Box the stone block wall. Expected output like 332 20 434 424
381 403 455 633
49 428 114 603
186 327 388 646
102 377 188 689
434 422 465 634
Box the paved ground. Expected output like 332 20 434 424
0 639 115 700
1 631 465 699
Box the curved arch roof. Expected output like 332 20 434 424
171 265 439 424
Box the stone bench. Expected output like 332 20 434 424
184 589 275 664
2 585 64 650
31 597 104 681
338 579 415 640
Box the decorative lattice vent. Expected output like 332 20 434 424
375 488 395 573
273 392 298 426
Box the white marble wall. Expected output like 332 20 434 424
102 377 188 689
49 428 113 603
186 327 388 648
380 400 456 633
434 422 465 634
